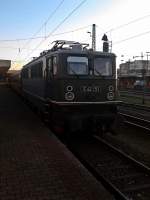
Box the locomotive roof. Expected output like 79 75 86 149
51 49 116 57
22 40 116 69
22 50 116 70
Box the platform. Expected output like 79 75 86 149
0 84 113 200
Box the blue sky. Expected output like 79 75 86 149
0 0 109 38
1 0 150 69
0 0 111 67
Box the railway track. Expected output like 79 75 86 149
119 112 150 131
118 102 150 113
68 135 150 200
119 90 150 97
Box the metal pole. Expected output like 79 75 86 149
141 52 145 104
92 24 96 51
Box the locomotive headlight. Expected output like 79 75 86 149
107 92 114 100
65 92 75 101
66 85 73 92
108 85 114 91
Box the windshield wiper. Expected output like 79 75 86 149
70 67 79 78
94 68 103 76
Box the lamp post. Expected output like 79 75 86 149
87 31 92 48
121 55 124 63
133 52 145 104
87 24 96 51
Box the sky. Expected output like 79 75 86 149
1 0 150 69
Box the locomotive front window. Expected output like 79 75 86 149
67 56 88 75
94 58 112 76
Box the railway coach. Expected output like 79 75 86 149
18 40 119 134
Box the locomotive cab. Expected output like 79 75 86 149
44 41 118 133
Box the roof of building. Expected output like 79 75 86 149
0 59 11 74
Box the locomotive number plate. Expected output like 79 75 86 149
81 86 101 93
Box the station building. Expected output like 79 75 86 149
118 60 150 90
0 59 11 81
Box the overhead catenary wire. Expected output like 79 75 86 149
106 13 150 33
0 46 43 51
113 29 150 45
96 13 150 41
24 0 88 61
0 36 45 42
14 0 65 63
12 3 150 64
95 13 150 51
0 25 90 42
51 25 91 36
2 24 90 64
22 0 65 49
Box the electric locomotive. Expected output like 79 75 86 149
21 40 119 134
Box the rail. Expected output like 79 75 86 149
118 102 150 112
119 112 150 131
68 135 150 200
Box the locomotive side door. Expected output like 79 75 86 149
45 55 59 100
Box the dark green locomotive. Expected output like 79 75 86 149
21 40 119 134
